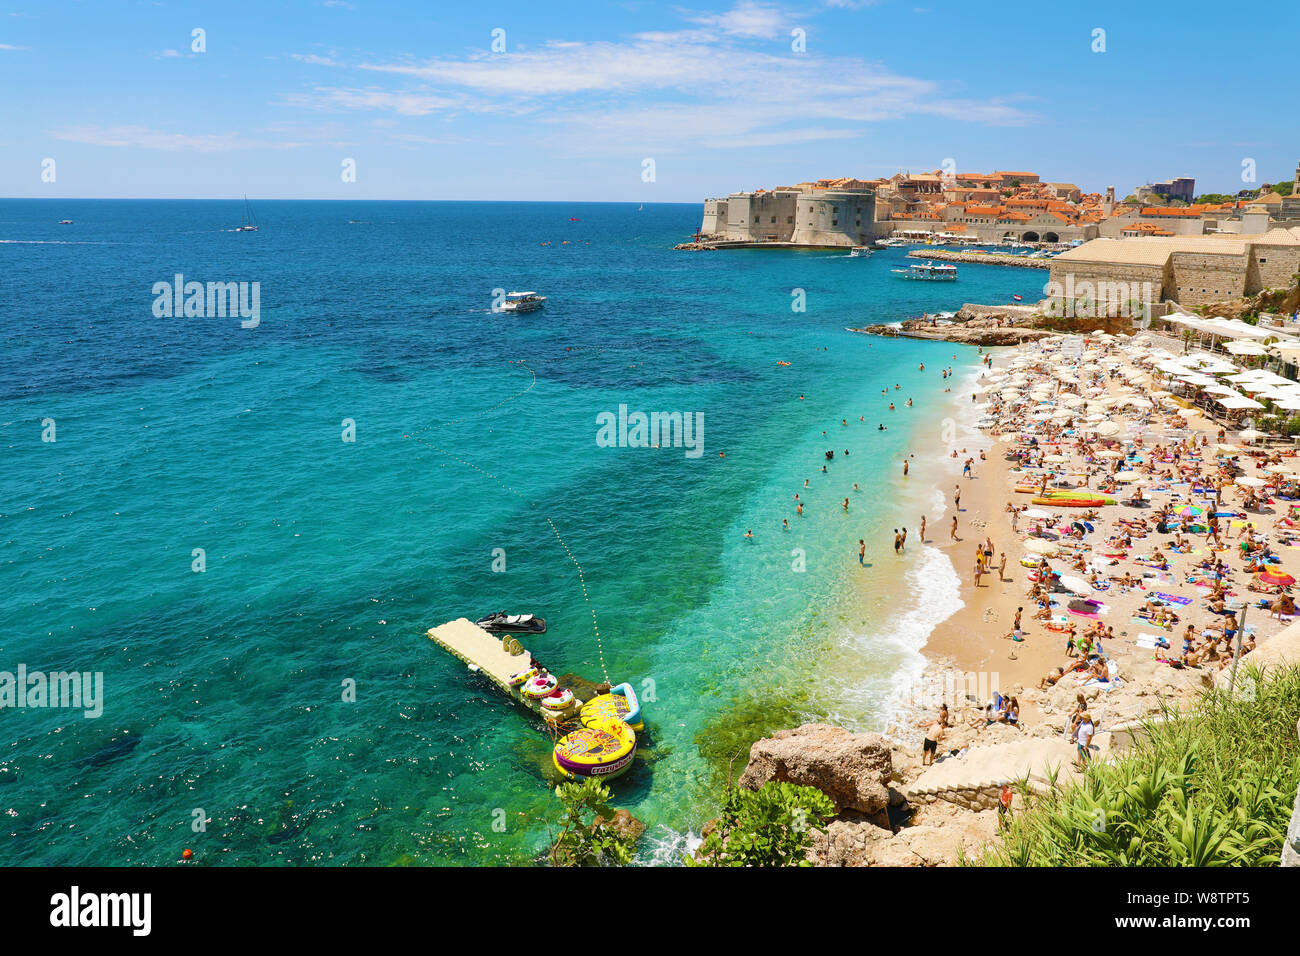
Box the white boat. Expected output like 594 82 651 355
236 195 258 232
892 261 958 281
849 246 872 257
501 291 546 313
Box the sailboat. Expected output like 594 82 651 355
236 195 258 232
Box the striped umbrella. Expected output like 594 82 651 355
1256 571 1296 587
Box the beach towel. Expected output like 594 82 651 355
1153 592 1192 606
1131 617 1171 630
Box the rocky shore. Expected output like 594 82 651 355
848 303 1057 345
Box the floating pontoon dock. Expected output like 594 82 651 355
427 617 532 693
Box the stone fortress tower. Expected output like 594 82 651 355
699 181 876 247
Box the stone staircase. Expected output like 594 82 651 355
905 738 1082 809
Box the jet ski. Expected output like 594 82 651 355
475 611 547 634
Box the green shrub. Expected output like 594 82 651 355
687 781 837 867
548 778 638 867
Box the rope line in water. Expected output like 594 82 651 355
404 358 610 683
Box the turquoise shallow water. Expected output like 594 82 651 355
0 200 1043 864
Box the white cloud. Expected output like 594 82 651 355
682 0 789 38
276 2 1033 153
47 125 307 152
281 86 464 116
0 43 30 51
290 52 339 66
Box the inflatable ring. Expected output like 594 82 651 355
507 667 537 688
540 688 575 711
580 684 643 732
523 674 559 699
552 717 636 780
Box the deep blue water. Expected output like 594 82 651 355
0 200 1042 865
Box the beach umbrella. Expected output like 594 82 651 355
1058 575 1092 595
1093 421 1123 436
1177 505 1204 517
1097 449 1125 458
1256 570 1296 587
1044 453 1071 463
1214 444 1240 456
1236 476 1267 487
1113 470 1142 481
1021 508 1054 520
1237 428 1265 443
1022 537 1057 555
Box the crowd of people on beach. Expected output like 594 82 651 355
913 332 1297 771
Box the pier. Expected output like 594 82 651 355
427 617 533 692
906 249 1051 269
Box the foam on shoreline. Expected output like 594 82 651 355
818 348 988 733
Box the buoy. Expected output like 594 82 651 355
182 848 193 861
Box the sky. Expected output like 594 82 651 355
2 0 1298 202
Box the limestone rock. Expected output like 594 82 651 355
739 723 892 816
594 808 645 844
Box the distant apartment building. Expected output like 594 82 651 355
1134 176 1196 203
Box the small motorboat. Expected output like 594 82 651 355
475 611 546 634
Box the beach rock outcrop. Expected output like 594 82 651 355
594 808 646 844
739 723 892 817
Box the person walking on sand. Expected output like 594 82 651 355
950 515 959 540
954 485 961 511
999 551 1008 581
1075 712 1095 765
920 515 927 541
903 459 909 477
858 539 866 564
921 718 945 766
974 558 983 588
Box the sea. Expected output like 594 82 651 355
0 200 1044 865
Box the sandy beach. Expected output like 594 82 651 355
903 333 1300 737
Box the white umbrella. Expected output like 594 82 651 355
1236 476 1267 487
1058 575 1092 595
1022 537 1057 555
1093 421 1123 437
1237 428 1266 443
1113 470 1142 481
1022 509 1054 521
1225 341 1268 356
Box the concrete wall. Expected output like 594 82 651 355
1168 251 1249 305
1251 242 1300 291
1045 259 1167 314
